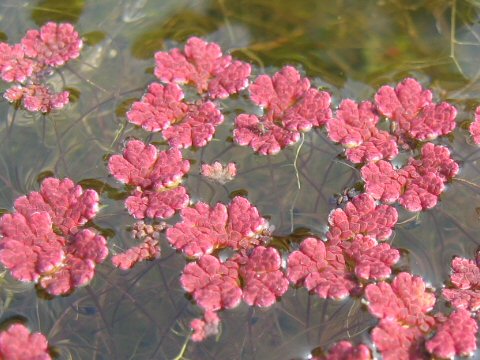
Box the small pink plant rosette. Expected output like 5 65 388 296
154 36 251 99
234 66 332 155
0 323 51 360
108 140 190 219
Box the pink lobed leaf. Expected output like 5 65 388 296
154 37 251 99
180 255 242 311
112 237 160 270
201 161 237 184
426 309 478 359
21 22 82 67
190 310 220 342
327 193 398 242
365 272 435 330
0 43 34 83
286 237 355 299
318 341 372 360
4 84 69 113
442 256 480 311
14 177 99 235
0 323 51 360
341 235 400 280
108 140 190 190
375 77 456 141
125 186 189 220
233 246 289 307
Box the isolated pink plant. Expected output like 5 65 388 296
442 255 480 311
287 237 356 299
190 310 220 342
1 22 82 112
127 83 224 148
326 193 398 242
326 99 398 163
0 324 51 360
470 106 480 144
154 37 251 99
375 77 457 143
108 140 190 219
167 196 268 258
234 66 332 155
0 178 107 295
201 161 236 184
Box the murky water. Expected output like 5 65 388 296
1 0 480 359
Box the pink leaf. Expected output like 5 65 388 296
372 319 428 360
0 212 65 282
108 140 190 190
125 186 189 220
319 341 372 360
0 43 34 82
426 309 478 359
4 84 69 113
341 235 400 280
234 66 332 154
161 100 224 149
154 37 251 99
167 202 228 258
112 237 160 270
442 256 480 311
327 194 398 242
126 83 188 132
344 127 398 164
286 237 355 299
21 22 82 67
191 310 220 342
180 255 242 311
14 177 99 235
234 246 289 307
201 161 237 184
375 78 456 141
365 272 435 330
0 324 51 360
408 143 459 182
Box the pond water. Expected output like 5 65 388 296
1 0 480 359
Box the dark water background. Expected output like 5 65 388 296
1 0 480 359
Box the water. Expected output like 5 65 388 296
1 0 480 359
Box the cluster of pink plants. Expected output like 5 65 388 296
5 32 480 358
0 22 82 112
0 323 51 359
0 177 107 295
366 272 478 359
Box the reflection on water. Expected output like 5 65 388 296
0 0 480 358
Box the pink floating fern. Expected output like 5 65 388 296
4 83 69 113
315 341 372 360
0 177 107 295
167 196 268 258
375 77 457 142
327 99 397 163
327 193 398 242
233 246 289 307
191 310 220 342
234 66 332 155
442 255 480 311
180 254 242 311
108 140 190 219
154 37 251 99
426 309 478 359
201 161 237 184
0 43 35 83
286 237 356 299
0 324 51 360
127 83 224 148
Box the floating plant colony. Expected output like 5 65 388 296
1 23 480 359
